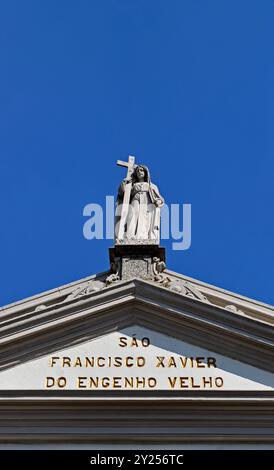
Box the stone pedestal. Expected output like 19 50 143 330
109 245 166 281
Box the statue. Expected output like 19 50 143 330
115 156 164 244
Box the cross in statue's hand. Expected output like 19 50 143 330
116 155 136 242
117 155 136 181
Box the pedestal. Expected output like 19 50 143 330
109 245 166 281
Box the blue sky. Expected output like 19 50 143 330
0 1 273 306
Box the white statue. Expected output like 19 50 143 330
115 156 164 244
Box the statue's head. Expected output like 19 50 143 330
133 165 150 183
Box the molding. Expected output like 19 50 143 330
2 269 273 318
165 269 274 312
0 279 273 373
0 393 274 444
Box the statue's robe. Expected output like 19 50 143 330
116 179 164 242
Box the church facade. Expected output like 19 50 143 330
0 267 274 449
0 159 273 449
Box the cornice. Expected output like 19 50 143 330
0 392 274 445
0 279 273 373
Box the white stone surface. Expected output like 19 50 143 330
0 325 273 391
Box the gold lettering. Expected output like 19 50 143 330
168 377 177 389
137 357 146 367
84 357 94 367
207 357 217 368
156 356 165 367
131 337 138 347
215 377 224 388
135 377 145 388
196 357 205 368
180 377 189 388
168 357 177 368
78 377 87 388
202 376 213 388
125 356 133 367
124 377 134 388
142 337 150 347
97 357 105 367
50 357 59 367
101 377 110 388
62 357 71 367
119 336 151 348
148 377 157 388
119 337 127 347
45 376 66 388
190 377 200 388
114 357 122 367
179 357 187 367
112 377 122 388
46 377 55 388
74 357 82 367
89 377 99 388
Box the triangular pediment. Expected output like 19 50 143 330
0 277 274 395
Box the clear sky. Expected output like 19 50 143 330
0 1 273 307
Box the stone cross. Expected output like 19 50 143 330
116 155 135 241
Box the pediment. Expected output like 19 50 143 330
0 279 274 391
